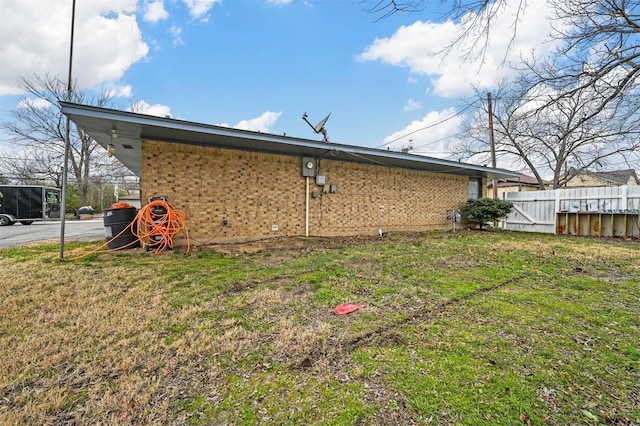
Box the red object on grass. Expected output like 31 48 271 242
333 303 366 315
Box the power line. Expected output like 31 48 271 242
410 131 465 151
376 101 479 149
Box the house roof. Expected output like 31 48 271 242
488 175 551 188
60 102 520 180
565 168 640 185
587 169 639 185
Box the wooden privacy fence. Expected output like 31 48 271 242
503 185 640 238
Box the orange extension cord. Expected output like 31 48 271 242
59 199 190 260
134 199 190 254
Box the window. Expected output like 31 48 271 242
468 178 482 199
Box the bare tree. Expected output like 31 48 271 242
367 0 640 178
1 74 115 206
367 0 640 97
366 0 640 87
453 77 640 189
0 148 64 186
91 148 139 187
363 0 524 60
544 0 640 99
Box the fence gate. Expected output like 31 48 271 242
502 191 556 234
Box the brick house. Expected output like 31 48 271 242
61 103 520 245
487 175 552 199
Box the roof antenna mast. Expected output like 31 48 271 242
302 112 331 142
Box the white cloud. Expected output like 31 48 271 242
182 0 222 20
17 98 52 110
235 111 282 132
169 26 185 46
357 0 560 98
0 0 149 96
128 100 172 117
403 98 421 112
148 38 161 52
144 1 169 22
382 107 463 156
217 111 283 132
112 85 133 98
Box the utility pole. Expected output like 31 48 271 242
487 92 497 200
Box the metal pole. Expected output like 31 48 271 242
305 176 309 237
59 0 76 259
487 92 498 199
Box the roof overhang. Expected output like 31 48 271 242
60 102 521 181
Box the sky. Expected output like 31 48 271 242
0 0 559 165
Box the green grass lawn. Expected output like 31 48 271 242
1 231 638 425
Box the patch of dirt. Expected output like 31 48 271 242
203 234 396 256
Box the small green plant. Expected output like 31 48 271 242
462 198 513 230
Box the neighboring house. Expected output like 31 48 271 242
488 175 552 200
563 168 640 188
61 102 520 245
117 191 142 209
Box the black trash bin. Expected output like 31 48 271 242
103 207 140 249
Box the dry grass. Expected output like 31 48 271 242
1 231 639 425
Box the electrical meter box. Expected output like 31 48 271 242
447 209 461 223
302 158 315 177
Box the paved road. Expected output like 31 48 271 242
0 218 106 249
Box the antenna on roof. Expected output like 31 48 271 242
302 112 331 142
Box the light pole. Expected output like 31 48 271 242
59 0 76 259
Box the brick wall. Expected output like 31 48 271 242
309 158 469 235
142 140 473 245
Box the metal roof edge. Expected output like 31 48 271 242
60 102 521 179
60 101 304 144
